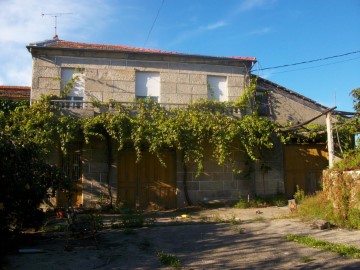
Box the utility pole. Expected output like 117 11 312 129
326 111 335 168
41 13 72 38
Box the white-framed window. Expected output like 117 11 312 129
61 68 85 108
207 75 228 102
135 72 160 102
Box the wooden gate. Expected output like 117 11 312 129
57 150 83 207
117 151 176 209
284 144 328 198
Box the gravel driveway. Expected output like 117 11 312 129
6 206 360 269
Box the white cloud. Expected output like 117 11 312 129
199 21 227 31
0 0 113 86
235 0 277 13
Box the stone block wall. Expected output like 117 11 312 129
254 138 285 196
323 170 360 212
175 147 253 207
31 56 248 104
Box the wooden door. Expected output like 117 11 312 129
118 151 176 209
284 144 328 198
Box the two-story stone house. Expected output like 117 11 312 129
27 38 329 209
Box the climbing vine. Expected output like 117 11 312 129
1 95 281 207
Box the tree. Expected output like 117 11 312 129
351 88 360 113
0 134 68 237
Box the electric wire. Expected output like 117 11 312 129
252 50 360 72
143 0 165 47
259 56 360 76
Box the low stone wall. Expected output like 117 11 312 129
323 170 360 217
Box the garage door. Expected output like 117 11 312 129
118 150 176 209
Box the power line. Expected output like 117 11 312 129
252 50 360 72
259 56 360 76
143 0 165 47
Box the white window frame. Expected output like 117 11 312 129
207 75 228 102
135 72 160 102
61 68 85 99
61 68 85 108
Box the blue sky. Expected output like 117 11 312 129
0 0 359 111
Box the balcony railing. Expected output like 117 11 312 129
50 100 245 117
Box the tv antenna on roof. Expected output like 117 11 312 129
41 12 72 38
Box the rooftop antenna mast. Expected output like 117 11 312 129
41 12 72 38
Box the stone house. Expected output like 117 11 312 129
27 38 330 209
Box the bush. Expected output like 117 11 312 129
0 134 68 241
293 185 305 203
297 192 333 221
297 191 360 229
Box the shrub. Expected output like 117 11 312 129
297 192 333 221
157 251 181 268
297 191 360 229
0 135 68 239
293 185 305 203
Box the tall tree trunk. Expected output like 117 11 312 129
181 151 192 206
105 134 113 208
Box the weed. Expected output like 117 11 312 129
43 224 66 232
251 216 266 222
286 234 360 259
296 191 360 229
212 213 241 224
294 185 305 203
234 195 287 209
300 256 315 263
198 213 210 222
157 251 181 268
120 212 144 228
332 150 360 171
296 192 333 220
230 225 246 234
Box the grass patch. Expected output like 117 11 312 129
157 251 181 268
332 150 360 171
43 224 66 232
111 212 156 229
300 256 315 263
250 216 266 222
296 191 360 229
286 234 360 259
212 213 241 224
234 195 287 209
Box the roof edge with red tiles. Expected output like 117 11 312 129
27 39 256 63
0 86 31 100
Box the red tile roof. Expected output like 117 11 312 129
0 86 31 100
28 39 256 62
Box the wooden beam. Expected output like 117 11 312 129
326 112 335 168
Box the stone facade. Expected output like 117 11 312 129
27 39 330 208
30 56 248 104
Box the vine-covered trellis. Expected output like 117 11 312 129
1 91 355 207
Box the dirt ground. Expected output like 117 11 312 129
4 206 360 269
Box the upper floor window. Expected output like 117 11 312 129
135 72 160 102
61 68 85 108
207 76 228 102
